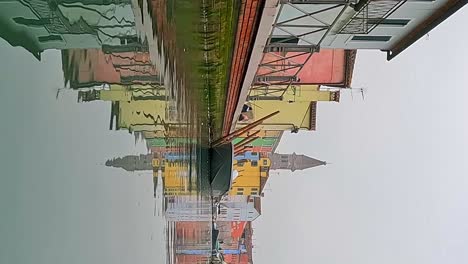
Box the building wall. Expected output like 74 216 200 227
242 100 313 130
217 196 260 222
239 85 338 131
233 130 283 155
275 0 452 50
233 151 260 161
250 84 339 102
257 49 348 85
231 158 270 196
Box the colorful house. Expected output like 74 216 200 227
256 49 356 87
238 85 339 132
230 158 271 196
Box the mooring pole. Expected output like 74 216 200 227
213 111 279 147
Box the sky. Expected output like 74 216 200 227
1 5 468 264
254 6 468 264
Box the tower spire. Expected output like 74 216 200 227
269 152 326 172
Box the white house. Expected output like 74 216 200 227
266 0 467 60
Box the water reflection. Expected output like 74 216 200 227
1 0 238 263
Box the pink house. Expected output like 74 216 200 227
256 49 356 87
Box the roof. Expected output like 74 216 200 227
308 101 318 131
386 0 468 60
259 173 270 193
253 197 262 215
344 50 357 87
222 0 266 136
270 130 284 153
293 153 327 171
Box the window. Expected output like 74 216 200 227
352 35 391 42
251 188 258 191
38 35 63 42
263 159 268 166
271 36 299 44
251 192 258 195
237 188 244 191
368 19 410 26
251 161 258 167
237 192 244 195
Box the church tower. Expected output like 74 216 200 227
269 152 326 172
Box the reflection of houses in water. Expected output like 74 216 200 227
62 49 158 89
77 85 175 133
0 0 145 59
165 195 260 222
175 221 254 264
174 221 212 264
105 153 153 172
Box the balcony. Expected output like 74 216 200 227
339 0 408 34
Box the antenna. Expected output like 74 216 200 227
347 86 366 101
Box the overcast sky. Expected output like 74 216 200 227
1 5 468 264
254 6 468 264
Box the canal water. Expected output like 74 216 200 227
0 0 238 263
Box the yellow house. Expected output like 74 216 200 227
230 158 270 196
237 85 339 132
